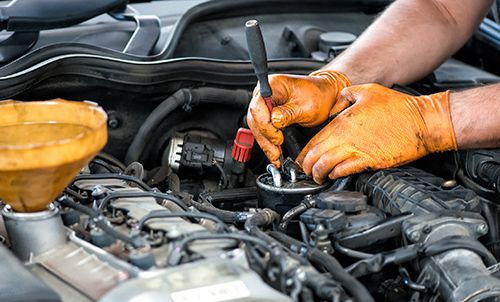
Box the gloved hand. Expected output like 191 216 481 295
247 70 351 167
296 84 458 183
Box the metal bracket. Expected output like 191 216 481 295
110 6 161 56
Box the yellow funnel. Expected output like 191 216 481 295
0 99 107 212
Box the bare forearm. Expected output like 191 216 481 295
450 84 500 149
324 0 493 86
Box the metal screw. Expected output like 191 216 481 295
221 36 231 45
422 225 433 234
296 269 306 282
477 223 488 235
107 113 120 129
409 231 420 242
91 185 106 200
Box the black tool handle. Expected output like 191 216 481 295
245 19 272 98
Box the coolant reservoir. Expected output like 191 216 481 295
0 99 107 212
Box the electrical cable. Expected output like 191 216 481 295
334 242 374 259
125 87 250 164
63 188 87 201
58 196 145 248
212 159 228 189
95 152 127 171
72 174 152 191
269 231 374 302
90 158 120 173
189 200 250 224
345 235 497 277
97 191 189 211
136 210 227 232
166 233 272 266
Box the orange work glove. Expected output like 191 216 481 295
247 70 351 167
296 84 458 184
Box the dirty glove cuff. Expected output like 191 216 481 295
419 90 458 153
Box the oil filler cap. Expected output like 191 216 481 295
231 128 255 163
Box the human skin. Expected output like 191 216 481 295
247 0 499 180
296 83 500 183
326 0 494 86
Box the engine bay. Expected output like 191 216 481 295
0 1 499 302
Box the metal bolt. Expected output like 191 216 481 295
441 180 457 189
47 203 57 211
107 114 120 129
167 228 181 239
115 271 129 282
477 223 488 235
2 204 12 213
422 225 433 234
409 231 420 242
296 269 306 282
221 36 231 45
91 185 106 200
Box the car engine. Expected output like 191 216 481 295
0 1 499 302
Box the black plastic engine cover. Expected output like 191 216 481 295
356 166 481 216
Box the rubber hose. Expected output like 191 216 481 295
125 87 250 164
478 162 500 194
422 235 497 266
244 209 282 246
59 197 145 248
190 201 248 224
269 231 374 302
201 187 257 204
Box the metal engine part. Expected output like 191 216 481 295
357 167 500 301
101 257 291 302
256 161 330 215
12 173 290 301
402 212 500 301
3 204 66 261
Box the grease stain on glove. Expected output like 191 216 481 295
247 70 351 167
296 84 457 183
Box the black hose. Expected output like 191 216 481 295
345 236 497 277
308 249 374 302
421 235 497 266
200 187 258 204
478 162 500 193
72 174 152 191
125 87 250 164
190 201 250 224
136 210 226 232
95 152 127 171
334 241 374 259
269 231 374 302
279 199 314 231
98 191 189 211
244 209 281 245
59 197 145 248
90 159 120 173
64 188 88 201
166 233 271 266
